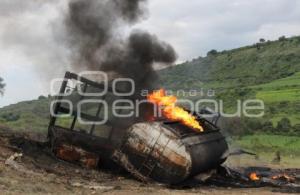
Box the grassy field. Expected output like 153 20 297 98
251 72 300 90
248 72 300 124
226 152 300 168
159 36 300 130
160 36 300 91
253 72 300 103
233 134 300 168
236 134 300 155
256 89 300 103
270 114 300 126
0 98 50 133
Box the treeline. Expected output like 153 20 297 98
222 117 300 137
206 35 300 56
0 77 5 95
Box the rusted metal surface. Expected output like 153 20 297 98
49 121 228 184
111 150 151 183
55 144 99 168
47 72 229 184
113 122 228 184
49 126 115 156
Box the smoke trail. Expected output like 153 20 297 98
65 0 177 95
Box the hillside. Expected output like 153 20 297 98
0 36 299 156
0 97 51 133
159 36 300 134
160 36 300 90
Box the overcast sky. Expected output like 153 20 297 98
1 0 300 107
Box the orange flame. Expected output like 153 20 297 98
272 174 295 182
249 172 260 181
147 89 203 132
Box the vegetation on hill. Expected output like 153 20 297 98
159 36 300 137
0 36 299 156
0 97 51 133
160 36 300 90
237 134 300 155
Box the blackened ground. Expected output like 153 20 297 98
0 127 298 195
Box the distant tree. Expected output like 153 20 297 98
255 43 261 50
207 49 218 56
262 121 274 132
0 77 5 95
279 101 289 107
244 118 263 133
278 36 286 41
259 38 266 43
293 124 300 135
220 117 247 136
277 117 291 133
220 50 227 54
1 113 20 122
269 106 277 114
38 95 47 100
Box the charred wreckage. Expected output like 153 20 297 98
48 71 228 184
47 72 300 191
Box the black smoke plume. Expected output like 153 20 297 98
65 0 177 97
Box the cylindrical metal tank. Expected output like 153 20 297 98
117 121 228 184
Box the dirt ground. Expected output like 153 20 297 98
0 129 298 195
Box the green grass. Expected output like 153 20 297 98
226 151 300 168
251 72 300 90
159 36 300 132
271 114 300 126
0 112 49 133
256 89 300 103
249 71 300 103
236 134 300 155
0 98 50 133
160 37 300 94
160 36 300 91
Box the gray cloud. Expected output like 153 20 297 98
1 0 300 107
1 0 300 78
0 0 44 16
0 0 69 82
136 0 300 60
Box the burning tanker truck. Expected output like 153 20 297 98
48 72 228 184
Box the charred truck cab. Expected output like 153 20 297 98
48 72 229 184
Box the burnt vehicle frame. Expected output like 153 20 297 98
47 71 228 184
